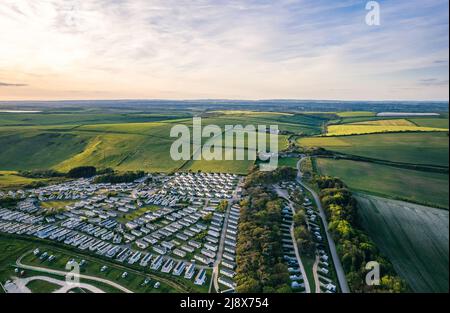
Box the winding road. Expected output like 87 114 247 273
12 275 106 293
297 157 350 293
16 251 134 293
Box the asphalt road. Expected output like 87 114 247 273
16 252 133 293
297 157 350 293
13 275 106 293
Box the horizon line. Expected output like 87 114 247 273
0 98 449 103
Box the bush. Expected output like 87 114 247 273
93 171 145 184
67 166 97 178
18 169 64 178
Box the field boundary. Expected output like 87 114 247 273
317 153 449 174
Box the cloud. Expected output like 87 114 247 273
0 81 27 87
419 78 449 86
0 0 448 100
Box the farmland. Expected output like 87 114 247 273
0 110 312 178
325 124 447 136
314 158 449 209
335 111 376 118
349 119 416 126
408 117 449 128
298 132 449 166
276 157 299 169
356 194 449 293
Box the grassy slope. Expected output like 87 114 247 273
0 111 316 175
0 171 59 189
315 158 449 209
0 131 89 170
298 132 449 166
356 194 449 292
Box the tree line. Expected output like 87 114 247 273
313 175 408 292
18 166 146 184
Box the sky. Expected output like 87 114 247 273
0 0 448 101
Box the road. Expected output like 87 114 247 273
210 198 234 293
11 275 106 293
16 251 134 293
274 187 311 293
209 178 244 293
297 157 350 293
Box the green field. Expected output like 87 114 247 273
335 111 376 118
408 117 449 128
0 112 192 127
356 194 449 292
25 279 61 293
0 235 209 293
299 132 449 166
325 124 447 136
0 111 317 176
0 236 35 289
182 151 255 174
117 205 161 223
0 171 63 190
277 157 299 168
315 158 449 209
40 200 77 213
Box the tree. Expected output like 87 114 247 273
67 166 97 178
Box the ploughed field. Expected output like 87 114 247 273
315 158 449 209
356 194 449 293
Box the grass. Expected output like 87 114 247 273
298 132 449 166
0 111 307 174
25 279 60 293
315 158 449 209
0 170 58 190
356 194 449 292
22 251 175 293
0 112 191 127
300 255 316 292
277 158 299 169
117 205 160 223
335 111 376 117
325 124 447 136
0 234 210 293
182 151 255 174
0 236 34 288
40 200 77 213
0 131 90 170
408 117 449 128
21 247 210 293
350 119 416 126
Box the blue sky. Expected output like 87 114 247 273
0 0 448 100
